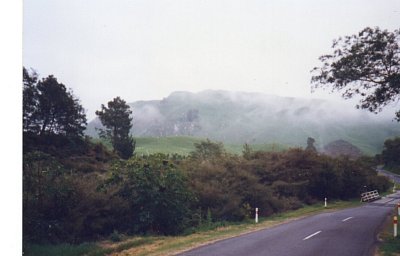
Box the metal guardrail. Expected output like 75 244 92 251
361 190 381 202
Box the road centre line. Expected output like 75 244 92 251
303 231 321 240
342 217 353 222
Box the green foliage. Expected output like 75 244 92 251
23 151 75 243
23 136 390 245
109 230 121 242
23 67 87 136
96 97 135 159
102 154 195 235
23 67 39 131
23 242 99 256
311 27 400 121
206 208 212 226
306 137 317 152
381 137 400 168
190 139 225 160
380 237 400 255
23 147 124 244
242 143 253 160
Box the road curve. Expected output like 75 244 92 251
178 192 400 256
377 168 400 184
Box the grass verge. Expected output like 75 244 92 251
24 200 360 256
376 208 400 256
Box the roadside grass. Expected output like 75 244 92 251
23 242 98 256
23 237 156 256
24 200 360 256
376 209 400 256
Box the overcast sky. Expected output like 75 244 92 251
23 0 400 120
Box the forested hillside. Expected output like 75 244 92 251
87 90 400 155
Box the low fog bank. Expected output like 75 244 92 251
86 90 400 155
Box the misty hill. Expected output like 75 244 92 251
323 140 363 159
86 90 400 155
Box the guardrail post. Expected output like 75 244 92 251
394 216 398 237
255 208 258 223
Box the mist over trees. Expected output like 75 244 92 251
311 27 400 121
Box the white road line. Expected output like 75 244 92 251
342 217 353 222
303 231 322 240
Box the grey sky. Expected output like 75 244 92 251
23 0 400 120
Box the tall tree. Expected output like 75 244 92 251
22 67 87 136
96 97 135 159
311 27 400 121
306 137 317 152
190 139 225 160
23 67 38 132
381 137 400 168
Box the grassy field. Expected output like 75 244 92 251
93 136 290 156
24 200 361 256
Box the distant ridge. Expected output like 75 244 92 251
86 90 400 155
323 140 363 159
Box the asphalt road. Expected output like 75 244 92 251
179 192 400 256
377 168 400 184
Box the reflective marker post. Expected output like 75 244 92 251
397 203 400 216
324 198 327 208
394 216 398 237
255 208 259 223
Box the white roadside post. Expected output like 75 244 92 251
394 216 398 237
398 203 400 216
255 208 259 224
324 198 327 208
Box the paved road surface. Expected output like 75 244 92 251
377 168 400 184
179 192 400 256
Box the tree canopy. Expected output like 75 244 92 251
96 97 135 159
380 137 400 169
23 67 87 136
306 137 317 152
311 27 400 121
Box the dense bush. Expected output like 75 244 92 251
101 154 195 235
23 140 390 244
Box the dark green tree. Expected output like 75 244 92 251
23 67 87 137
23 67 38 132
311 27 400 121
242 143 253 160
190 139 225 160
306 137 317 152
381 137 400 168
96 97 135 159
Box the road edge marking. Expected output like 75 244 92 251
303 231 322 240
342 217 353 222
